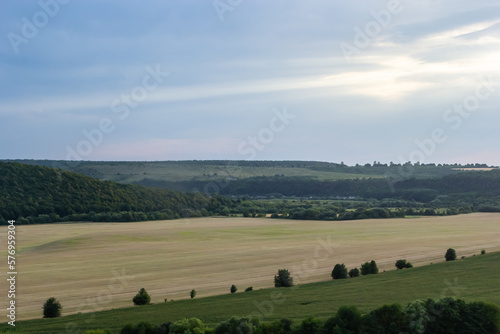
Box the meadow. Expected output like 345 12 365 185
1 213 499 325
2 250 500 333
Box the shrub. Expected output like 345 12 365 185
120 322 158 334
362 304 404 333
298 316 322 334
361 260 379 275
132 288 151 306
43 297 62 318
214 316 259 334
170 318 206 334
348 268 360 278
445 248 456 261
395 259 413 270
331 263 348 279
245 286 253 292
230 285 237 294
190 289 197 299
404 300 429 334
481 249 486 255
323 305 362 334
274 269 294 287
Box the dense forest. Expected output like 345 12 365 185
2 161 500 225
0 162 234 225
137 170 500 202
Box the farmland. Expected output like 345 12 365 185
1 213 499 324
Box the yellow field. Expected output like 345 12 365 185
1 213 500 321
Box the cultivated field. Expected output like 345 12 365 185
1 213 500 321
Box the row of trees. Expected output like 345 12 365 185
111 297 499 334
331 261 379 279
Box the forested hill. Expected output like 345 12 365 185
0 162 233 225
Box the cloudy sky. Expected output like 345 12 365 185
1 0 500 165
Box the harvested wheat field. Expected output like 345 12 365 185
1 213 500 320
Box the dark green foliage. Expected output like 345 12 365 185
370 260 379 274
348 268 360 278
132 288 151 306
298 316 322 334
481 249 486 255
245 286 253 292
230 285 237 294
0 162 235 224
395 259 413 270
170 318 206 334
424 298 500 334
120 322 157 334
331 264 348 279
260 319 292 334
214 316 258 334
190 289 197 299
445 248 457 261
360 260 378 275
274 269 294 287
323 305 362 334
83 330 112 334
362 304 404 333
42 297 62 318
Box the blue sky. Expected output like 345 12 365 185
1 0 500 165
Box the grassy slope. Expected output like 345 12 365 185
3 160 406 183
4 252 500 334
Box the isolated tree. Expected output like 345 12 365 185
245 287 253 292
361 260 379 275
190 289 197 299
331 263 348 279
230 285 238 294
43 297 62 318
370 260 379 274
132 288 151 306
274 269 294 287
349 268 360 278
445 248 457 261
395 259 413 270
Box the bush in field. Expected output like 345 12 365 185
445 248 457 261
43 297 62 318
245 286 253 292
395 259 413 270
230 285 237 294
331 263 348 279
274 269 294 287
360 260 379 275
190 289 197 299
132 288 150 306
481 249 486 255
349 268 360 278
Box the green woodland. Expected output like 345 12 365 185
1 161 500 224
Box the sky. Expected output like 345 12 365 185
1 0 500 166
